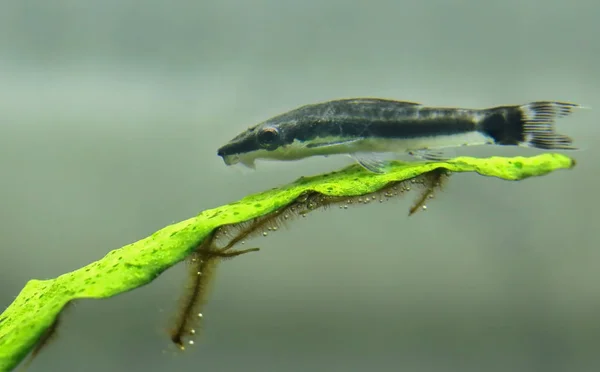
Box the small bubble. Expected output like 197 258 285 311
190 329 196 335
262 232 268 237
189 340 195 345
343 205 349 209
428 194 434 199
301 213 307 218
422 205 427 210
241 241 245 245
197 271 202 275
284 214 289 219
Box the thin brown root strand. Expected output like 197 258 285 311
217 207 288 252
214 191 332 253
213 247 260 259
169 249 219 349
408 169 450 216
184 230 216 266
21 301 74 371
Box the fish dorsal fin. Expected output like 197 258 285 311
339 98 422 106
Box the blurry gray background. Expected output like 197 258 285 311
1 1 599 371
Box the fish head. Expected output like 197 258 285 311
217 101 354 169
217 118 291 169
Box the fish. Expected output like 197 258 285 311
216 98 581 173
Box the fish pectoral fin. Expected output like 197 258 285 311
305 138 362 149
407 149 455 162
239 157 256 169
350 153 388 174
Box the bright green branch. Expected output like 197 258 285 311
0 154 575 371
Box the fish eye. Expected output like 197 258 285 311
257 127 280 148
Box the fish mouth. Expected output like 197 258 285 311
218 149 257 169
220 153 240 166
217 142 240 165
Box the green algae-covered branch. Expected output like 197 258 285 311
0 154 575 372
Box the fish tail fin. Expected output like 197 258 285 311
478 101 582 150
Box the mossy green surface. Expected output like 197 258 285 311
0 153 574 371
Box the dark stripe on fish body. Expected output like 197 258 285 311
284 108 480 143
